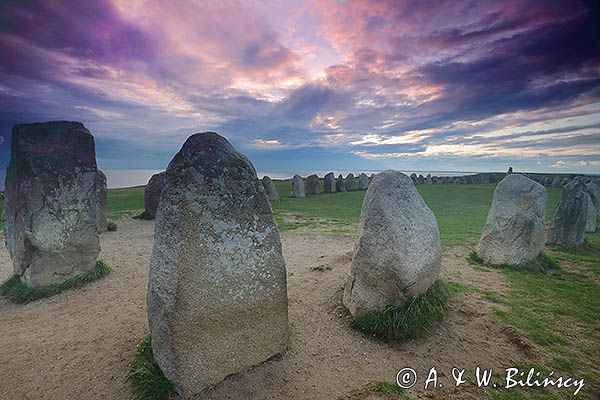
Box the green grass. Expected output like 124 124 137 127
361 381 413 398
107 221 118 231
106 185 146 219
311 265 332 272
352 280 450 341
467 251 484 265
0 260 112 303
129 335 174 400
132 211 155 220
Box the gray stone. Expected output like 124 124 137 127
542 176 552 187
584 193 596 232
336 174 347 192
561 177 569 187
345 173 356 191
358 173 369 190
3 121 102 286
547 180 589 248
507 166 513 174
262 176 279 202
586 182 600 216
417 174 425 184
324 172 336 193
343 170 441 316
477 174 547 266
426 174 433 184
96 170 108 233
410 173 417 184
147 132 289 397
551 175 562 188
144 171 166 218
291 175 305 198
306 174 320 195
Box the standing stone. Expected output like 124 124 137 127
343 170 441 316
291 175 305 198
262 176 279 202
547 180 589 248
306 174 320 195
476 174 547 266
147 132 289 397
561 177 570 187
345 173 356 191
551 175 562 188
426 174 433 184
417 174 425 184
507 166 513 174
358 173 369 190
370 173 376 181
409 173 418 184
324 172 336 193
144 171 166 218
96 170 108 232
3 121 102 286
543 176 552 187
336 174 347 192
586 182 600 216
584 193 596 232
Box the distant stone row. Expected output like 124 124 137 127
287 172 372 198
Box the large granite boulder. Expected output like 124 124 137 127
147 132 289 397
96 170 108 232
345 173 356 191
291 175 305 198
584 193 596 232
306 174 320 195
3 121 102 286
476 174 547 266
324 172 336 193
547 180 589 248
586 182 600 216
343 170 441 316
262 176 279 202
336 174 347 192
358 173 369 190
144 171 166 218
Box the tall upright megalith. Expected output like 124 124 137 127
476 174 547 266
336 174 347 192
358 173 369 190
345 173 356 191
547 180 589 248
306 174 320 195
147 132 289 397
3 121 102 286
343 170 441 316
262 175 279 202
324 172 336 193
144 171 166 218
291 174 305 198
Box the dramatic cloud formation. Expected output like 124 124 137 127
0 0 599 174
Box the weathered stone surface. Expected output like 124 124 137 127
410 173 417 184
144 171 166 218
586 182 600 216
336 174 347 192
324 172 336 193
543 176 552 187
551 175 562 188
358 173 369 190
417 174 425 184
477 174 547 266
262 176 279 202
3 121 102 286
561 177 569 187
96 170 108 232
147 132 289 397
345 173 356 191
306 174 320 195
426 174 433 184
584 193 596 232
547 180 589 248
291 175 305 197
343 170 441 316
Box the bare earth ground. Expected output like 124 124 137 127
0 217 533 400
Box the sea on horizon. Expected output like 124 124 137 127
0 169 483 191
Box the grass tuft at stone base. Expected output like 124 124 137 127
361 381 414 398
0 260 112 304
352 280 449 341
107 221 118 231
132 211 155 220
129 335 174 400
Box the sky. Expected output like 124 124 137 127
0 0 599 175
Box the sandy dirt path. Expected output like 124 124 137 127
0 218 528 400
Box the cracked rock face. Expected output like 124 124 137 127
3 121 102 286
144 171 166 218
477 174 547 266
343 170 441 316
147 132 289 397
